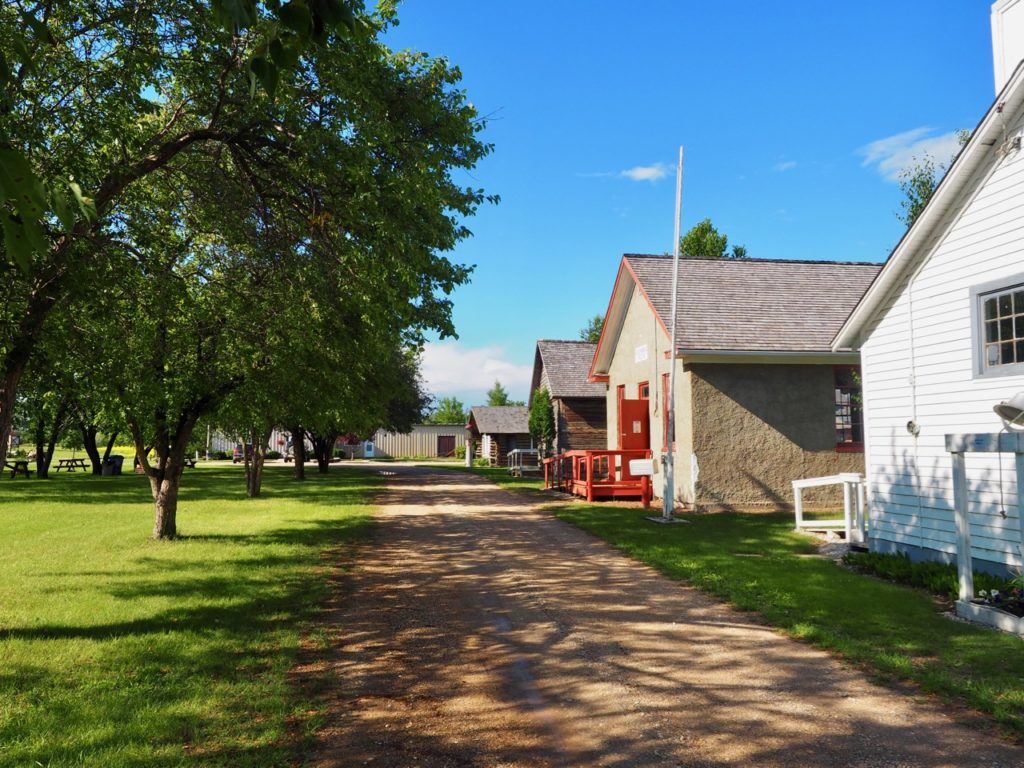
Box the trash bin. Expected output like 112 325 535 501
102 455 125 476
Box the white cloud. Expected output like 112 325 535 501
858 127 963 182
773 160 797 172
420 341 532 402
620 163 671 182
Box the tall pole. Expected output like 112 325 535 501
663 147 684 520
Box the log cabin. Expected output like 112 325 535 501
529 340 607 453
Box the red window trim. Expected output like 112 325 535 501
834 365 864 454
638 381 649 399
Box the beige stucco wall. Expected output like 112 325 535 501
688 363 865 511
604 284 865 509
605 284 693 504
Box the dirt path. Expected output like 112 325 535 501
301 465 1023 767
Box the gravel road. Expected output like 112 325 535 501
300 464 1023 767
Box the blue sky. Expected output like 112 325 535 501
384 1 998 406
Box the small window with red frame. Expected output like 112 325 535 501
835 367 863 452
638 381 649 399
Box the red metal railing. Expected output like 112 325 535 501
543 449 652 506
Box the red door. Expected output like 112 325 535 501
619 398 650 450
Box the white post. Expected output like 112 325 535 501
792 481 804 529
842 480 854 542
663 146 684 520
857 479 867 542
951 450 974 602
1015 449 1024 567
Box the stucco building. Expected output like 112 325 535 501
589 254 880 510
529 340 607 453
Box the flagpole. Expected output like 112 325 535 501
663 146 684 520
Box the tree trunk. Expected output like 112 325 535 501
103 431 119 462
0 372 19 462
311 433 335 474
80 423 102 474
34 416 49 480
151 472 181 539
245 427 271 498
291 425 305 480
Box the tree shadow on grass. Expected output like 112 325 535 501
0 465 382 506
0 467 381 767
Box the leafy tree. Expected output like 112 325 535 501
680 218 747 259
579 315 604 343
486 380 524 407
0 0 363 467
897 130 969 228
428 396 467 424
64 9 489 537
528 387 555 455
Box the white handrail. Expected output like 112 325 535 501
792 473 866 543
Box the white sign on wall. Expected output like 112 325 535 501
634 344 648 363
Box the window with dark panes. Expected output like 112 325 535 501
834 366 863 451
982 285 1024 369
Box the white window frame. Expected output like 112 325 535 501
971 274 1024 379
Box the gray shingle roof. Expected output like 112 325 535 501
624 255 882 353
536 340 604 398
469 406 529 435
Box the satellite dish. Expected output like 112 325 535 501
993 392 1024 430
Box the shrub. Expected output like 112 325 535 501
265 450 282 460
212 450 229 460
454 445 466 459
843 551 1011 600
473 457 489 468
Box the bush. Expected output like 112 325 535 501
843 551 1011 600
454 445 466 459
473 457 489 467
265 450 282 460
212 450 229 460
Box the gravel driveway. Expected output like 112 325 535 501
301 464 1022 767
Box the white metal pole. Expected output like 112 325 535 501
663 147 684 520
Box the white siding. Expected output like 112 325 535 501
860 111 1024 569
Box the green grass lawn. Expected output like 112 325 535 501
554 504 1024 737
0 465 379 767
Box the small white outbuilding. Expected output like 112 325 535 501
833 0 1024 574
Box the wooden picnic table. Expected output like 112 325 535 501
4 459 31 478
54 457 89 472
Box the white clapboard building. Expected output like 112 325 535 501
833 0 1024 574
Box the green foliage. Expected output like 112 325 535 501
428 396 467 424
528 387 555 454
0 0 357 271
843 550 1010 600
896 129 971 228
0 466 380 765
555 505 1024 735
680 218 747 260
579 314 604 343
486 380 523 407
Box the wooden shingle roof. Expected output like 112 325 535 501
535 340 604 399
624 255 882 353
468 406 529 435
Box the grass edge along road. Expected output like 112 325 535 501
552 503 1024 740
0 465 380 768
